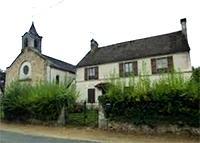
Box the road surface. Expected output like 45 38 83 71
0 130 98 143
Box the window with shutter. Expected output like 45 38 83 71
132 61 138 76
84 68 87 80
85 67 98 80
119 63 123 77
151 56 173 74
119 61 138 77
151 58 157 74
167 56 173 72
88 88 95 103
124 62 133 76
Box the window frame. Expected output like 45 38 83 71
156 57 168 70
56 75 60 84
88 88 95 103
85 66 98 80
124 62 133 76
24 38 28 47
151 56 173 74
119 61 138 77
19 62 32 80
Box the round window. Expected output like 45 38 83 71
23 65 29 75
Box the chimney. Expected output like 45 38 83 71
90 39 98 52
180 18 187 39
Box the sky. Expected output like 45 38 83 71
0 0 199 70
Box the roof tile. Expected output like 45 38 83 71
77 31 190 67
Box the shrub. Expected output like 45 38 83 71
1 81 78 121
191 67 200 83
99 72 200 127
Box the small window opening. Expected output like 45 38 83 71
23 65 29 75
56 75 60 84
24 38 28 47
88 88 95 103
34 39 38 48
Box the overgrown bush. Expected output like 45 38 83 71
99 71 200 127
191 67 200 83
1 81 78 121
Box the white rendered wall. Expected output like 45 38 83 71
47 66 75 84
76 52 192 103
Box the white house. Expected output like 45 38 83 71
76 18 192 104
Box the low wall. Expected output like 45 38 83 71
107 121 200 136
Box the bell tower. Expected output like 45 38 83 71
22 22 42 53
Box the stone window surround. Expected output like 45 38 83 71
19 61 32 80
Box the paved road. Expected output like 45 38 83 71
0 130 98 143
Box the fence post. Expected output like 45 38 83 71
83 100 87 125
57 106 66 126
98 103 108 129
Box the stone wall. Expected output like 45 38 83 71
107 121 200 136
6 48 47 86
98 105 200 136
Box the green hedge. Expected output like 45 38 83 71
99 70 200 127
1 81 78 121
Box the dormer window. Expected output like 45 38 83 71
24 38 28 47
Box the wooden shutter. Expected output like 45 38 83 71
151 58 157 74
119 63 124 77
95 67 99 79
167 56 173 72
88 89 95 103
132 61 138 76
84 68 88 80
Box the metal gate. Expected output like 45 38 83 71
68 101 98 127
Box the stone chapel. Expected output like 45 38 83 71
6 23 75 86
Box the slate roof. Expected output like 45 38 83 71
7 48 75 73
77 31 190 68
22 22 42 39
42 55 76 73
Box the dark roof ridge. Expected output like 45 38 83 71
98 30 182 49
6 48 75 73
42 54 76 73
42 54 75 66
